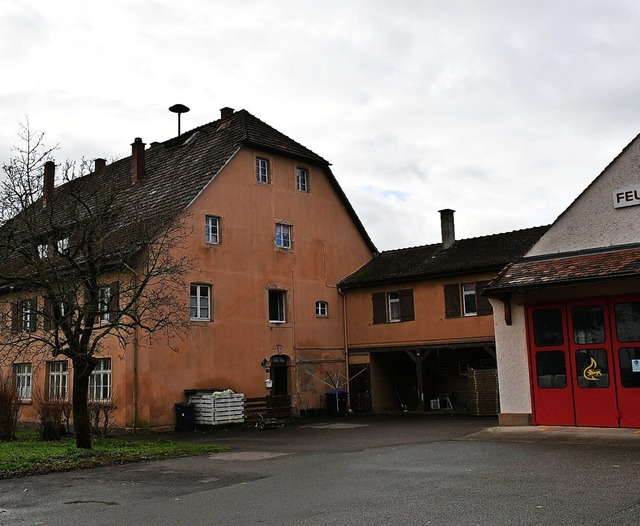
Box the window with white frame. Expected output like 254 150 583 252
316 301 328 317
57 237 69 255
268 290 286 323
205 216 220 244
372 290 415 324
37 243 48 259
296 168 308 192
462 283 477 316
48 361 68 400
21 299 36 332
275 223 292 249
388 292 401 322
190 284 211 321
256 157 269 184
98 286 111 323
14 363 32 400
89 358 112 401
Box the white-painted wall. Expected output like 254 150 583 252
529 134 640 257
490 297 531 415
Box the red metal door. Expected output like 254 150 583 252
609 297 640 428
567 300 619 427
527 305 575 426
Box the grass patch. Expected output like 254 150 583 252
0 431 227 479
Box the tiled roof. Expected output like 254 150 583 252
1 109 376 282
339 225 549 289
485 246 640 292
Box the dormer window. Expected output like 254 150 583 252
57 237 69 255
37 243 48 260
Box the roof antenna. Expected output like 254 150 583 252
169 104 190 136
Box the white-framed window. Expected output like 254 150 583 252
205 216 220 244
89 358 112 402
275 223 292 249
388 292 401 322
316 301 329 317
57 237 69 255
296 168 308 192
37 243 48 260
21 299 36 332
256 157 269 184
48 361 68 400
190 284 211 321
462 283 477 316
268 290 286 323
98 286 112 323
14 363 32 400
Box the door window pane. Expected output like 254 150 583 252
532 309 564 346
615 302 640 342
572 305 605 344
575 349 609 388
535 351 567 388
618 347 640 388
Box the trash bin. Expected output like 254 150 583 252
174 402 195 432
325 391 347 415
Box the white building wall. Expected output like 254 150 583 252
529 134 640 257
490 297 531 418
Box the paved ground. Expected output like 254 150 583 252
1 413 640 526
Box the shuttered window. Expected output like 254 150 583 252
445 281 493 318
372 290 414 324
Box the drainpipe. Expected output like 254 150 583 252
338 285 350 412
132 325 139 435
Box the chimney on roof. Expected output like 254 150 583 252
220 107 234 119
43 160 55 208
94 158 106 172
439 209 455 249
131 138 146 184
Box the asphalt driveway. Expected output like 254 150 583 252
1 414 639 526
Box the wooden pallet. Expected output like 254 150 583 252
189 392 245 425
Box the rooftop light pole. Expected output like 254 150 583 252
169 104 190 136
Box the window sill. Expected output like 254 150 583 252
190 318 211 323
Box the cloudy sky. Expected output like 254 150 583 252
2 0 640 251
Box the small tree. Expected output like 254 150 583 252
0 122 194 448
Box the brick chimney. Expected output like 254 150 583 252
43 160 55 207
94 158 106 171
220 107 234 119
131 138 146 184
439 209 455 249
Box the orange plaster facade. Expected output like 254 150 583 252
114 147 372 429
343 272 498 412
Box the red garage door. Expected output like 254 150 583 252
527 296 640 428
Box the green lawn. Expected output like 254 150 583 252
0 432 228 479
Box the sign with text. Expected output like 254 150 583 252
613 186 640 208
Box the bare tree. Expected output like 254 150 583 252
0 122 194 448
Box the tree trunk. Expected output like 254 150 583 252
72 359 94 449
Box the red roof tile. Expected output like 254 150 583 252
486 247 640 291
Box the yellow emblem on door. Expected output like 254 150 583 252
583 357 603 381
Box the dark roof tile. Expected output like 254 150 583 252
340 225 548 289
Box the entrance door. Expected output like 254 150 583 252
270 355 290 396
567 301 618 427
610 299 640 427
528 305 575 426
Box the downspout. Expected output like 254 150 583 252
132 325 139 435
338 285 350 412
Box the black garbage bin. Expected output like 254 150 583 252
325 391 347 415
174 402 195 432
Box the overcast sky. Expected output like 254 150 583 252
2 0 640 251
